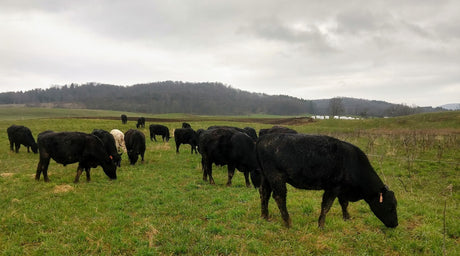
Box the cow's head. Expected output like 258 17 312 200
102 157 117 180
368 186 398 228
110 153 123 167
31 142 38 154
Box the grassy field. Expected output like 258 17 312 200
0 107 459 255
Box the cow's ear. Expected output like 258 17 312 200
381 185 389 193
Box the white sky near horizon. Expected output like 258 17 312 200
1 0 459 107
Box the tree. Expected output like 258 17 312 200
329 97 344 117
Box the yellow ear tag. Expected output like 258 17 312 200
379 193 383 203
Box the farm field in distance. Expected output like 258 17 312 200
0 107 459 255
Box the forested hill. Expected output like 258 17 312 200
0 81 444 117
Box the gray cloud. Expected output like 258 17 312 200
0 0 458 106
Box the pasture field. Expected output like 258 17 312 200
0 108 459 255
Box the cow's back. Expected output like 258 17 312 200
38 132 90 164
257 134 348 190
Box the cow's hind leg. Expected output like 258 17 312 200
243 171 251 188
226 165 235 186
338 196 351 220
202 158 208 182
36 157 50 182
318 190 338 228
74 166 84 183
176 144 180 153
272 181 291 228
85 168 91 182
201 159 216 185
259 177 272 221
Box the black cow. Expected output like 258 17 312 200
198 128 260 187
182 122 191 128
125 129 146 165
243 127 258 141
7 125 38 153
35 131 117 183
174 128 198 154
256 133 398 228
208 126 257 142
259 126 297 137
149 124 170 142
121 114 128 124
91 129 122 167
136 117 145 128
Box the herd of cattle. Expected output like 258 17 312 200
5 116 398 229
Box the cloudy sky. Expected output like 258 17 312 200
1 0 459 107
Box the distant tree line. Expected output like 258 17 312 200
0 81 444 117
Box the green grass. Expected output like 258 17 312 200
0 108 459 255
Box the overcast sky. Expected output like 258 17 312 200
1 0 459 107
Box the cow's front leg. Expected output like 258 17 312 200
318 190 337 228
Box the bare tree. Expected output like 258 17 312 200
329 97 344 117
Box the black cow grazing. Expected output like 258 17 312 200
182 122 191 128
256 133 398 228
35 131 117 183
91 129 122 167
174 128 198 154
259 126 297 137
7 125 38 153
198 128 260 187
121 114 128 124
149 124 170 142
125 129 146 165
136 117 146 128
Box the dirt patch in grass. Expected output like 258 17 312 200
0 173 14 178
53 184 74 193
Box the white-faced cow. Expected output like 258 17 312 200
35 131 117 183
174 128 198 154
256 133 398 228
7 125 38 153
92 129 122 167
149 124 170 142
110 129 127 153
124 129 146 165
198 127 261 187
